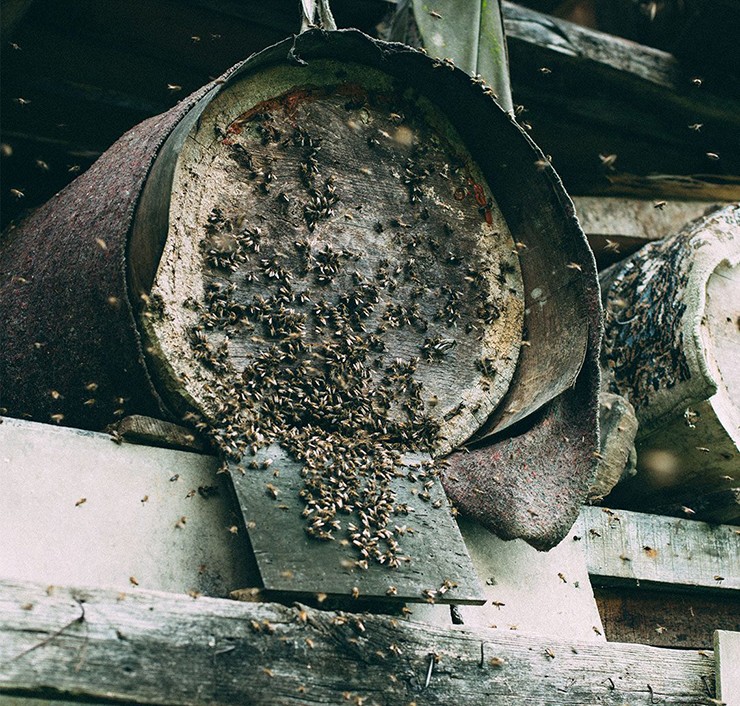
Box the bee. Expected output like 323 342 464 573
598 153 617 169
75 497 87 507
654 201 667 210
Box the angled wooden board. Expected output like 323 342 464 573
230 444 484 604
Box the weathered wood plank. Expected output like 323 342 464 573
574 197 729 241
595 586 740 650
0 416 258 597
714 630 740 706
230 446 485 605
0 579 717 705
577 506 740 592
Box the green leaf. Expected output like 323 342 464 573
411 0 513 114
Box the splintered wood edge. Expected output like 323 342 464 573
0 578 716 706
141 59 524 456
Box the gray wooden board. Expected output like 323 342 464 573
0 579 717 706
577 506 740 592
714 630 740 706
230 444 484 604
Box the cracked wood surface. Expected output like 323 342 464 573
0 579 716 705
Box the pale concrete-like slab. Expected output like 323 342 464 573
715 630 740 706
0 416 257 596
414 517 605 642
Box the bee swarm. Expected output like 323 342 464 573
142 65 524 572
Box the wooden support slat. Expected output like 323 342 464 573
230 446 485 605
714 630 740 706
0 579 717 705
576 506 740 592
572 196 732 268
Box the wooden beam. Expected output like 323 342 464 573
577 506 740 592
0 579 716 705
501 2 740 198
573 196 732 268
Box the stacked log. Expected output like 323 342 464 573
600 204 739 523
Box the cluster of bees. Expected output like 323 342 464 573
179 83 513 568
602 235 691 411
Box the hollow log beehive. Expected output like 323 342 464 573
0 30 601 561
601 204 739 522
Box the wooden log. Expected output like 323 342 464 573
0 579 717 705
600 204 740 520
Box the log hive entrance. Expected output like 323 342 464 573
137 61 523 599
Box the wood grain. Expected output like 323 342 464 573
0 579 717 705
577 506 740 592
230 446 484 604
595 586 740 650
